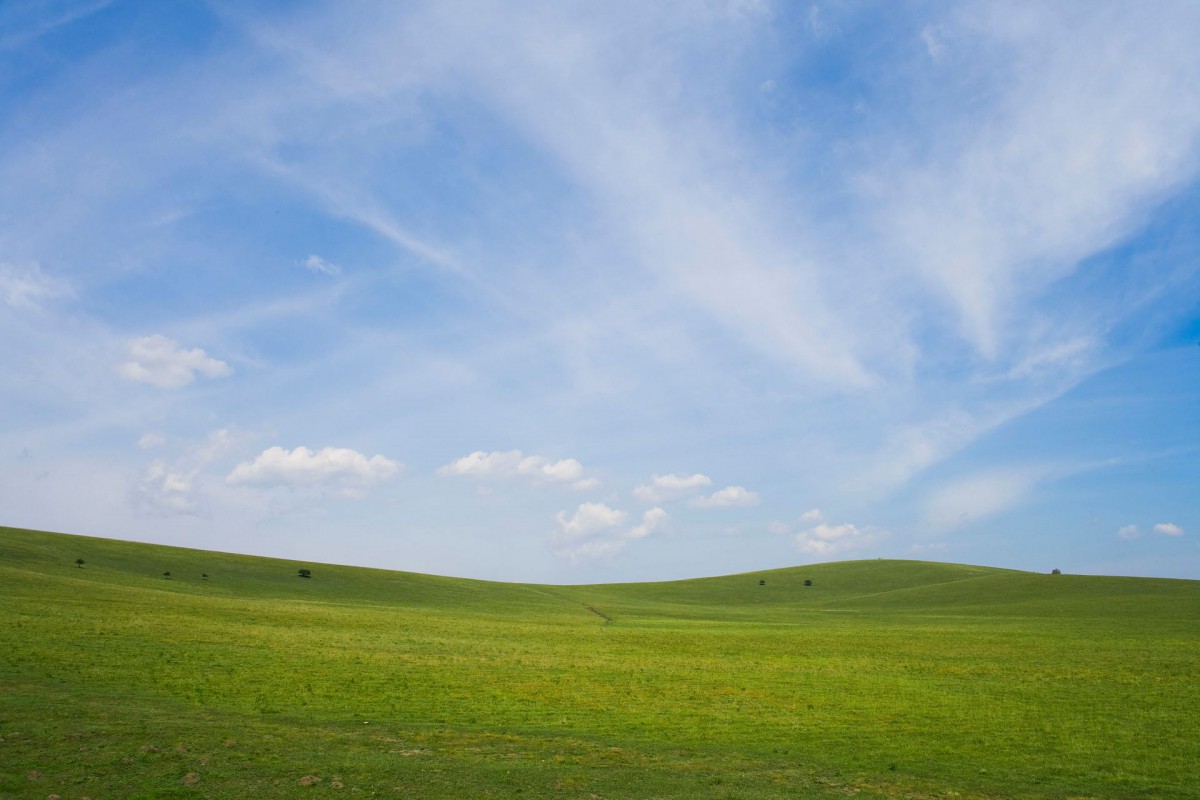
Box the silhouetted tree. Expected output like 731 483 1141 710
298 568 312 579
758 579 766 586
1051 568 1062 575
202 573 209 580
75 558 85 569
163 571 171 579
803 579 813 587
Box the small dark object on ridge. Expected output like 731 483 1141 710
163 571 171 579
1051 568 1062 575
75 558 84 568
298 568 312 579
803 579 813 587
758 579 766 586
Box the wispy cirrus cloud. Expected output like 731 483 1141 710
0 262 72 310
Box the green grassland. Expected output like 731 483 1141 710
2 526 1198 799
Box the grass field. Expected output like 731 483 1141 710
2 526 1198 799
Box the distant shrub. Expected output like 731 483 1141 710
75 558 84 568
1051 568 1062 575
202 573 209 580
803 579 813 587
758 579 766 586
298 568 312 579
162 571 171 579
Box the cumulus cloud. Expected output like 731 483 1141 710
0 262 72 309
691 485 760 509
795 521 885 556
437 449 597 490
632 472 712 503
227 445 401 497
800 508 822 522
116 334 232 389
555 502 627 540
1117 524 1142 540
1153 522 1184 537
629 507 668 539
303 254 341 276
553 503 668 562
1117 522 1184 541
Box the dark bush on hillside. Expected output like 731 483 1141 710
162 571 171 579
1051 568 1062 575
758 579 766 586
75 558 84 568
803 579 813 587
298 568 312 579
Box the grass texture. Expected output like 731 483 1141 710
2 525 1198 799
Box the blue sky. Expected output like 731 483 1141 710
2 0 1198 583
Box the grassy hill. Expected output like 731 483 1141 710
2 526 1198 799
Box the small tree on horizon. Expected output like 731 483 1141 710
75 558 85 569
1051 568 1062 575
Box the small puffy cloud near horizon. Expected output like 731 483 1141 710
227 446 401 498
1118 522 1185 540
691 486 761 509
633 473 712 503
437 450 599 491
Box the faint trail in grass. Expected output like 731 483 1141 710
585 605 612 623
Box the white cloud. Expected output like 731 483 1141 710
132 428 248 517
800 508 822 522
137 432 166 450
554 502 627 541
134 460 200 516
1119 522 1184 540
437 449 597 490
0 262 72 309
303 254 341 276
1117 524 1142 540
691 485 760 509
227 446 401 497
116 334 232 389
795 521 884 556
553 503 668 562
629 507 668 539
632 472 712 503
